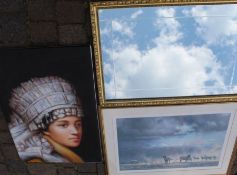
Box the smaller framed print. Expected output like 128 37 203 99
100 103 237 175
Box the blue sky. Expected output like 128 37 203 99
116 113 230 165
99 4 237 99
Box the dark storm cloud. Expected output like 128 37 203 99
117 113 230 140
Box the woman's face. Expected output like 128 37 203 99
45 116 82 148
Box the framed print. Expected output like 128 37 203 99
0 46 102 163
100 103 237 175
91 0 237 107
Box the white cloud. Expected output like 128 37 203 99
104 44 143 98
100 25 111 36
131 9 143 19
103 62 114 77
156 7 176 17
228 85 237 94
112 19 134 38
102 7 229 99
100 18 135 38
98 9 104 15
104 41 225 99
173 123 194 135
154 8 183 44
183 5 237 45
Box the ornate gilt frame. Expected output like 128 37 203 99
90 0 237 107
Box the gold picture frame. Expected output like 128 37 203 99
99 103 237 175
90 0 237 107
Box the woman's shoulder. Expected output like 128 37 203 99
27 158 44 163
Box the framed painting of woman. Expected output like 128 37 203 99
0 46 102 163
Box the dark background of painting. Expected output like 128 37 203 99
0 46 101 162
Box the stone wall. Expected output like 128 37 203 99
0 0 91 47
0 0 237 175
0 0 105 174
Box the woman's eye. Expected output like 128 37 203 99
58 124 68 128
75 123 81 128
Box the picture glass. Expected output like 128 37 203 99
117 113 230 171
98 3 237 100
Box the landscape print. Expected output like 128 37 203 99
116 113 231 171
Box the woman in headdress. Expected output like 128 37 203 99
8 76 84 163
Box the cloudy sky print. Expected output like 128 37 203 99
99 4 237 99
116 113 230 170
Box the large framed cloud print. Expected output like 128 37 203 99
91 0 237 107
0 46 102 163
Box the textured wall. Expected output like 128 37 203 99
0 0 91 47
0 0 105 175
0 0 237 175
